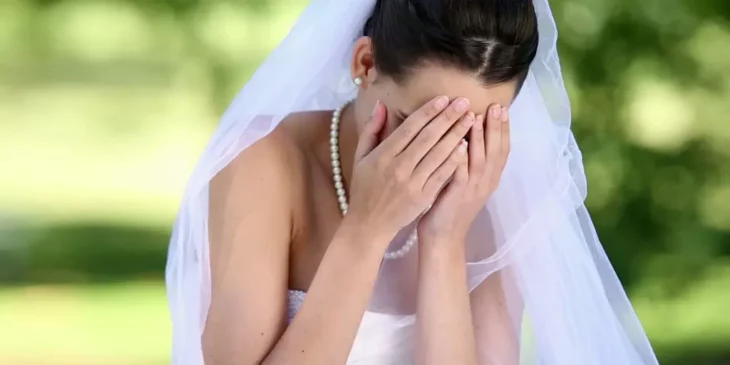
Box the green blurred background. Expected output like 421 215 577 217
0 0 728 364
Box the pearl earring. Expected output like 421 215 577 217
353 77 363 86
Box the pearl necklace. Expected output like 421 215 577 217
330 103 417 260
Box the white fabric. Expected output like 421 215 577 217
288 290 415 364
165 0 660 364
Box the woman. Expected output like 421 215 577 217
166 0 660 364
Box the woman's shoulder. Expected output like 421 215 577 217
217 111 329 199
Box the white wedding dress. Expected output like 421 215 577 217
287 290 416 364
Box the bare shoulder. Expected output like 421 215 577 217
212 112 325 196
204 112 327 365
210 111 329 233
218 125 294 186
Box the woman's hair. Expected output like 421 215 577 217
363 0 539 92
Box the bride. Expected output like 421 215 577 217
165 0 660 364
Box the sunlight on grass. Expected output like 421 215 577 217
0 83 214 227
0 282 170 365
1 273 729 364
0 0 310 228
634 264 730 353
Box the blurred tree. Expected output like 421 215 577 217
2 0 728 302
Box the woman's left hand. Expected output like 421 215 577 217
417 104 510 244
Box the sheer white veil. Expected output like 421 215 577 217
165 0 660 364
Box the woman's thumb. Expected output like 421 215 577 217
354 101 386 162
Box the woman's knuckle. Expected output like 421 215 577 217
418 129 434 142
392 164 409 183
427 99 445 116
457 121 471 135
375 154 392 170
401 125 416 137
406 183 421 200
432 169 447 183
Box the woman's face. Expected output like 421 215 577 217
366 64 517 138
351 37 517 139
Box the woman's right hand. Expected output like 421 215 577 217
344 96 476 241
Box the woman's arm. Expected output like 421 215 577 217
415 239 521 365
205 97 472 365
415 105 511 364
204 132 390 365
204 133 293 365
265 222 389 364
416 240 478 365
416 242 521 365
204 133 297 364
470 270 522 364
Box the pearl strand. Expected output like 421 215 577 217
330 103 417 260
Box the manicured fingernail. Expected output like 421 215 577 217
492 105 502 119
434 96 449 109
455 98 470 112
459 139 468 153
371 100 380 116
501 107 509 122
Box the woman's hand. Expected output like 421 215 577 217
344 96 475 244
417 104 510 244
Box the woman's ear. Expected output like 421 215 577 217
351 36 377 88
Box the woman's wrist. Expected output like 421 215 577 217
419 230 466 248
419 234 467 261
336 215 395 254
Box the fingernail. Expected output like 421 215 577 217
475 114 484 130
455 98 470 112
501 107 509 122
434 96 449 109
492 105 502 119
371 100 380 117
459 140 468 153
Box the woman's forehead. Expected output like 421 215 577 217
391 65 517 115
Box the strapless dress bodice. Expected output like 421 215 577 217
287 290 415 364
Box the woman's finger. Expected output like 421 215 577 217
499 107 511 173
468 113 486 178
422 139 468 198
425 150 469 216
397 98 471 172
490 106 511 190
412 111 475 185
377 95 449 156
453 152 469 186
483 105 503 188
354 101 387 162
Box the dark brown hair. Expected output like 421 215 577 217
363 0 539 92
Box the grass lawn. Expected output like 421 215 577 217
0 282 170 365
1 270 729 365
